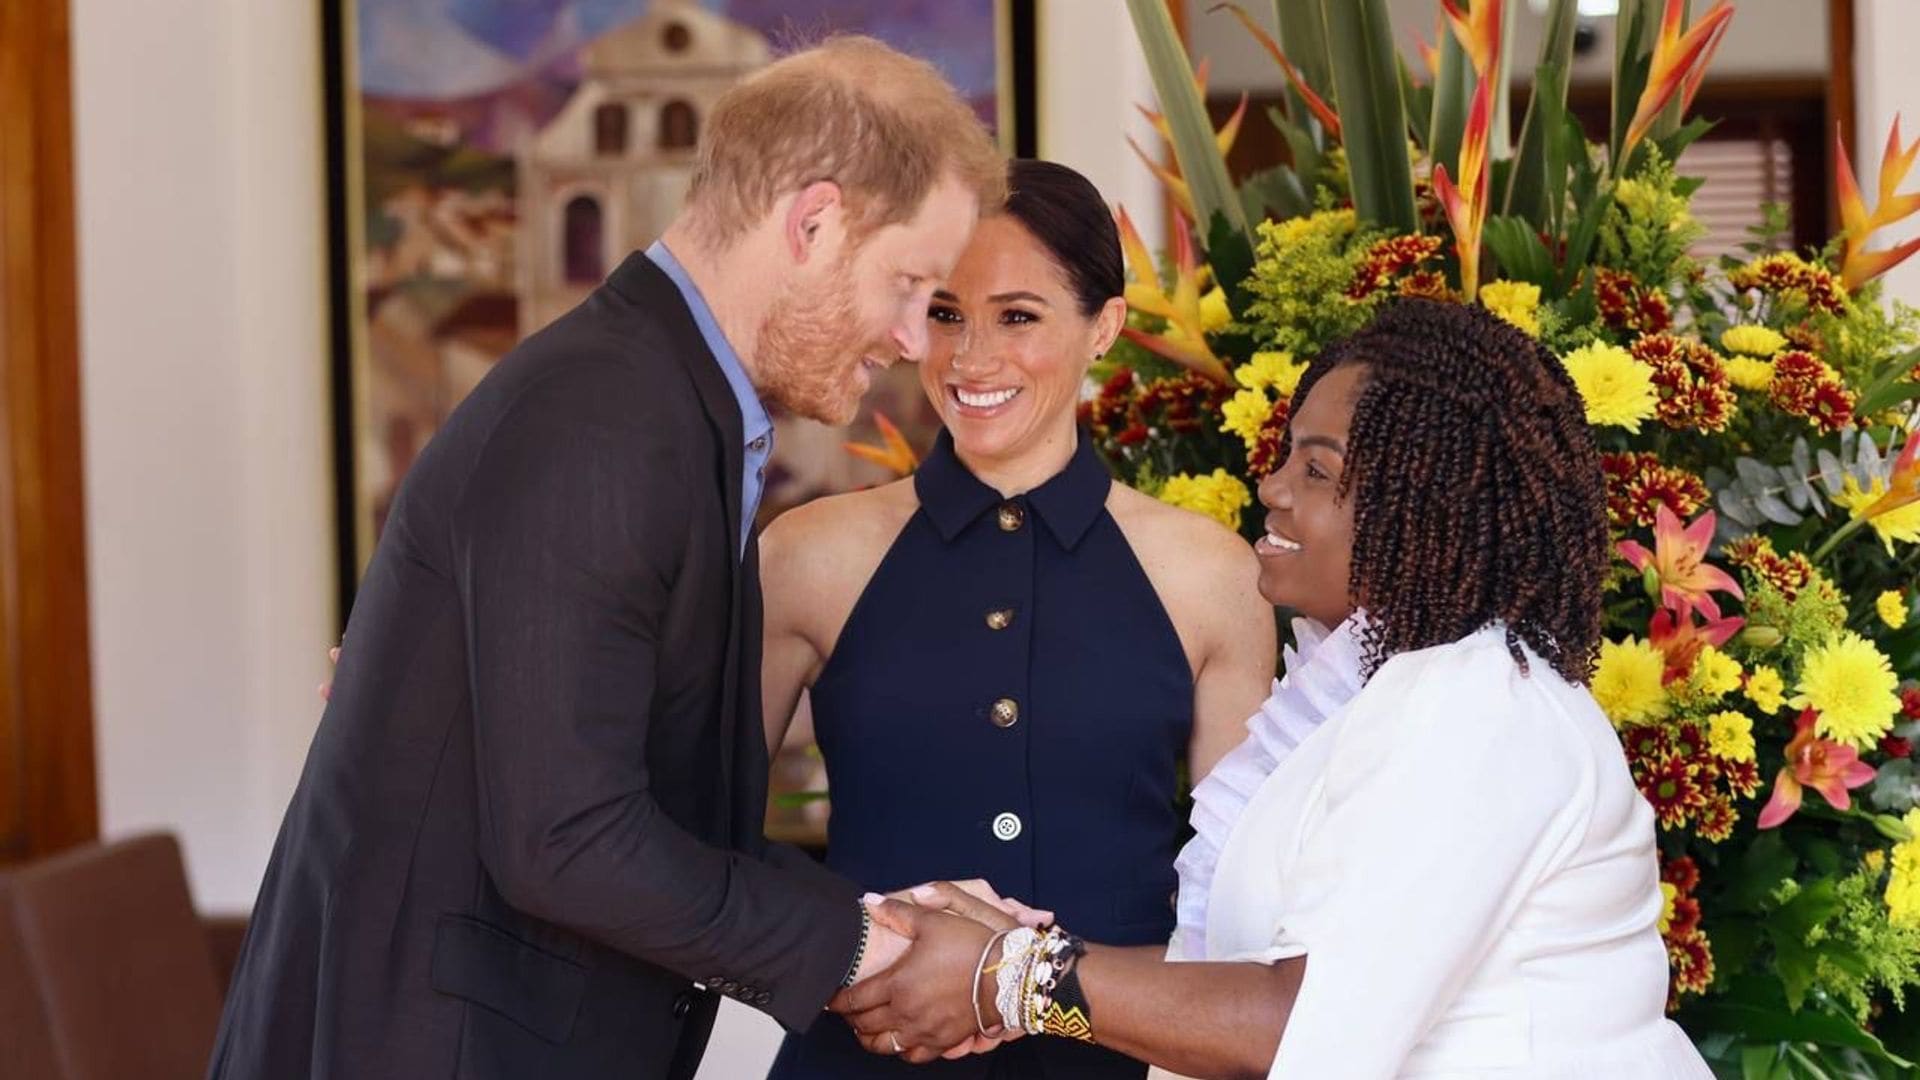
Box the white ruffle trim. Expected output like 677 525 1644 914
1168 615 1367 960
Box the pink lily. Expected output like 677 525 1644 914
1622 0 1736 166
1617 505 1745 621
1836 116 1920 290
1756 710 1878 828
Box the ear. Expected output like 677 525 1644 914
1088 295 1128 358
783 180 845 265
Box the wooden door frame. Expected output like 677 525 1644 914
0 0 99 862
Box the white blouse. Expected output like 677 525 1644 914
1168 625 1712 1080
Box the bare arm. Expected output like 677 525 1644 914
1186 542 1278 783
758 512 822 755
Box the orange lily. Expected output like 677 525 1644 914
1617 505 1745 621
1115 207 1230 384
1647 607 1744 686
1210 3 1341 141
843 412 918 476
1756 709 1877 828
1622 0 1736 166
1836 116 1920 290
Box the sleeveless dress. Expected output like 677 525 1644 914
768 430 1194 1079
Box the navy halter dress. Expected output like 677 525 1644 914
768 430 1194 1079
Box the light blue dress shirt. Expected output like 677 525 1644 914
647 241 773 558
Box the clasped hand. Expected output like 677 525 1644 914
829 880 1051 1064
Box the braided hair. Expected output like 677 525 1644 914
1281 297 1610 684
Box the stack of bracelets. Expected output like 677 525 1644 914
974 925 1095 1043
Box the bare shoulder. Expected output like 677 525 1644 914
1106 483 1268 658
760 478 919 646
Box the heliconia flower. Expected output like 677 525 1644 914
1212 3 1342 141
1431 0 1501 299
1439 0 1503 82
1622 0 1736 166
1756 709 1878 828
1115 207 1231 384
1617 504 1744 621
1137 60 1249 161
1836 117 1920 290
1412 24 1441 81
843 412 917 476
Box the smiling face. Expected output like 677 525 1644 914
1254 361 1366 626
755 173 979 425
920 214 1122 463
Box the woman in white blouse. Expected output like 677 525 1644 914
834 298 1713 1079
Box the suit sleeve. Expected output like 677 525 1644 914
451 364 860 1031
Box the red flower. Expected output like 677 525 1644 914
1246 400 1291 477
1396 270 1454 302
1695 795 1738 842
1729 254 1848 314
1722 758 1762 799
1631 333 1736 434
1642 757 1705 829
1669 893 1703 937
1601 452 1711 532
1768 350 1859 434
1883 735 1913 759
1667 927 1715 999
1724 536 1815 601
1648 607 1744 685
1596 269 1674 333
1347 234 1445 300
1901 685 1920 719
1662 855 1701 894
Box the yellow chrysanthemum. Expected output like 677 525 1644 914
1157 469 1252 530
1658 880 1679 935
1724 356 1775 392
1480 280 1542 337
1592 637 1670 727
1889 809 1920 927
1793 631 1901 749
1836 475 1920 555
1706 711 1757 763
1270 208 1357 250
1220 388 1274 448
1744 665 1786 714
1559 343 1659 432
1685 646 1743 702
1880 590 1910 629
1720 324 1788 357
1199 287 1232 333
1235 350 1307 399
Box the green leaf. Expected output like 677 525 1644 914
1399 54 1433 152
1722 832 1797 913
1320 0 1418 232
1610 0 1657 174
1505 54 1572 227
1655 117 1720 166
1428 28 1472 187
1272 0 1334 131
1268 105 1325 198
1239 164 1311 223
1484 215 1555 287
1206 213 1259 310
1741 1045 1789 1080
1857 374 1920 417
1124 0 1250 240
1558 182 1613 293
1684 1002 1916 1068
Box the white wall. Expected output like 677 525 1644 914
71 0 335 913
1853 0 1920 307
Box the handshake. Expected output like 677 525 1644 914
830 881 1077 1064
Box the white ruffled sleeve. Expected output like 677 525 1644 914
1265 635 1597 1080
1169 617 1366 960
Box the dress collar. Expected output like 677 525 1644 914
913 428 1112 550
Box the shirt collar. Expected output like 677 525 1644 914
646 241 772 449
913 428 1112 550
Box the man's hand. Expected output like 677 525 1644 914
887 879 1051 930
850 899 910 985
830 899 1001 1063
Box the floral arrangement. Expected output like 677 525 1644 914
1109 0 1920 1071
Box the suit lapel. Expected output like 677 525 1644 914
607 252 747 840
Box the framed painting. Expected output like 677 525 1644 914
322 0 1037 614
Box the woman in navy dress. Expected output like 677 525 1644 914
759 160 1276 1078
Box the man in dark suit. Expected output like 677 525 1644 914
209 36 1006 1079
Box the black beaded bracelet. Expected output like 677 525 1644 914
1041 933 1094 1042
842 904 872 988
